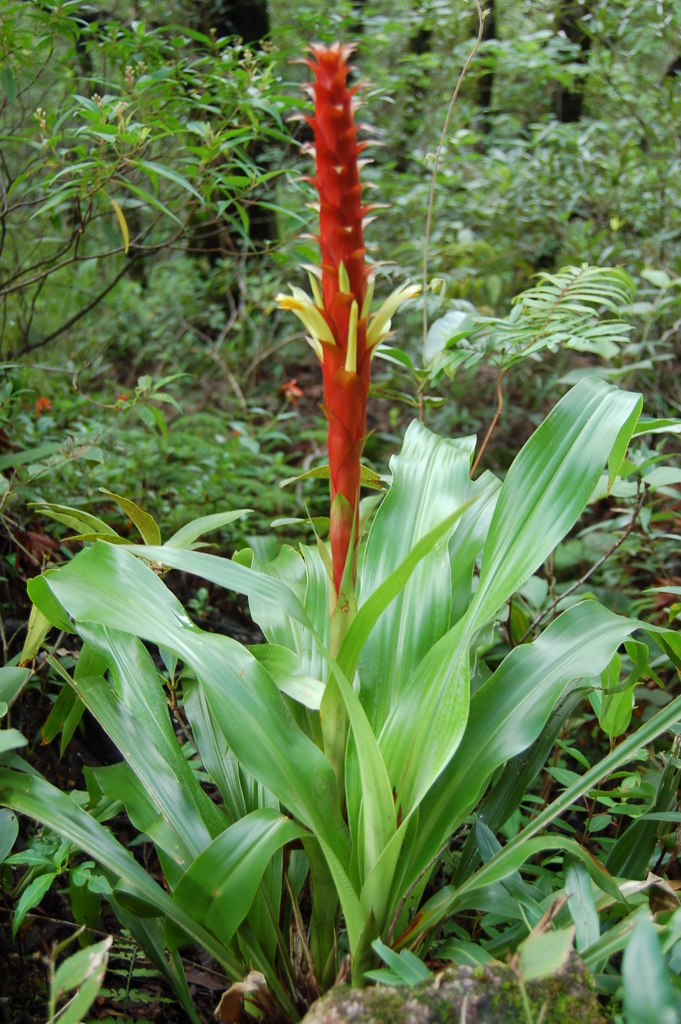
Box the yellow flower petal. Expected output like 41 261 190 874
344 300 359 373
276 289 336 346
366 283 420 350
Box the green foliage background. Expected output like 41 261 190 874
1 2 681 1020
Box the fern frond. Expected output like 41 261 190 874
473 264 635 367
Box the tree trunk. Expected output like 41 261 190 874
554 0 592 123
196 0 270 45
476 0 496 132
393 22 433 172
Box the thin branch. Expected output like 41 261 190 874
470 368 506 477
519 486 646 644
20 260 136 354
422 1 485 361
386 840 451 946
284 874 320 996
243 332 305 381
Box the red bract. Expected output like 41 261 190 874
277 42 419 606
305 42 371 602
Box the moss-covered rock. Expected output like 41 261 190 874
300 955 604 1024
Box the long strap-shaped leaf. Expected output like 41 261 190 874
378 378 641 817
0 769 243 977
124 544 312 630
79 625 226 841
406 601 641 889
398 688 681 946
75 676 210 866
172 809 307 948
355 422 475 731
337 493 484 699
470 377 641 628
40 542 350 868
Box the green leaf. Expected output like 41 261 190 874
633 417 681 436
70 868 101 932
0 65 17 104
316 835 366 958
355 421 475 733
112 177 183 225
370 938 431 985
165 510 251 548
110 902 202 1023
122 543 311 632
401 600 640 924
182 679 247 825
0 667 29 706
173 809 306 947
70 674 212 867
75 625 226 845
50 937 112 1024
249 645 325 710
338 491 483 709
518 927 575 983
0 770 243 975
132 158 204 202
0 807 19 861
27 574 74 634
280 464 385 491
380 381 641 819
598 653 636 737
31 503 118 537
436 941 496 967
399 834 617 948
21 603 53 664
0 443 61 471
606 754 680 879
454 687 587 885
425 310 474 362
623 914 679 1024
99 489 161 545
471 378 642 629
41 677 78 745
40 543 349 867
14 871 58 936
0 730 27 755
565 854 599 951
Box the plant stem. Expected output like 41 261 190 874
422 1 485 362
471 368 505 477
519 485 645 643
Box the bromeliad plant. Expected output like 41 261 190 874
3 41 681 1024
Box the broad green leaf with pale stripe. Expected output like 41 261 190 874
379 378 641 818
173 809 306 947
0 770 243 975
165 510 251 548
471 377 641 629
123 543 311 631
408 601 640 885
356 422 475 731
78 625 225 840
41 542 350 867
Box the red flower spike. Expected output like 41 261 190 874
277 42 419 605
302 43 370 598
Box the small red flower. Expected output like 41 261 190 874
279 378 304 406
117 393 130 402
35 397 52 416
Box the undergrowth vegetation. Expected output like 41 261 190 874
1 2 681 1023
